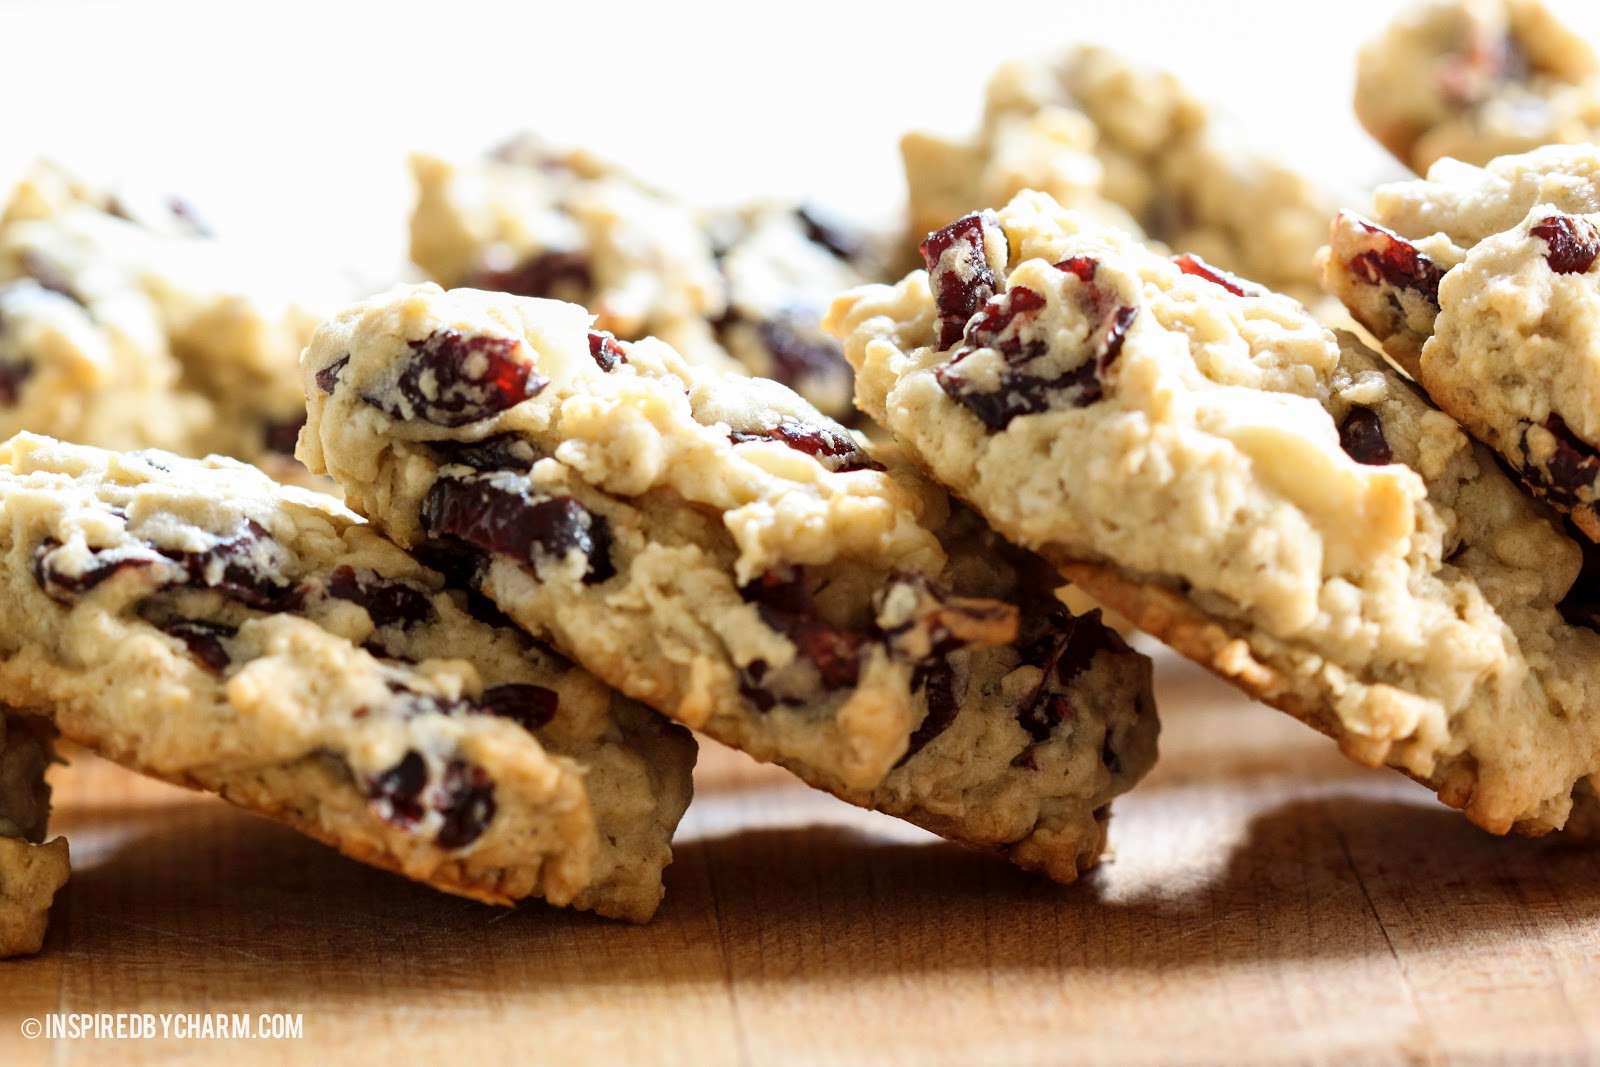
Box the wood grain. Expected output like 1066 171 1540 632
2 648 1598 1066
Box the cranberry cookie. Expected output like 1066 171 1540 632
0 709 67 957
1 162 346 479
409 139 880 423
1355 0 1600 174
1319 145 1600 537
901 45 1339 303
827 190 1600 837
0 433 694 920
300 285 1157 882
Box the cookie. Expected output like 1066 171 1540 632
826 190 1600 837
409 138 880 423
299 284 1158 882
0 432 695 920
1355 0 1600 174
900 45 1339 303
0 709 68 958
1318 144 1600 537
0 162 346 480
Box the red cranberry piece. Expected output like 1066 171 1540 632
158 520 300 612
1338 407 1393 466
157 619 237 673
34 540 164 603
1522 413 1600 504
0 359 33 407
1531 213 1600 275
434 760 496 849
472 250 591 301
1172 252 1257 297
327 566 435 629
796 203 869 263
421 474 615 584
588 330 627 372
757 313 853 394
922 211 1009 349
262 416 304 456
428 433 541 473
368 750 428 827
478 683 559 732
390 329 546 428
1016 611 1120 742
741 569 864 695
895 658 959 767
728 419 881 473
1346 219 1445 305
315 355 350 394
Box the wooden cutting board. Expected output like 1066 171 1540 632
2 649 1598 1066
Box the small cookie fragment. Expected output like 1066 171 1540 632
301 285 1158 882
0 709 68 957
0 434 695 920
829 190 1600 838
1355 0 1600 173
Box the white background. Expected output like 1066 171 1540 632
2 0 1599 275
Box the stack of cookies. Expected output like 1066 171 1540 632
5 0 1600 958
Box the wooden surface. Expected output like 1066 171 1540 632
3 648 1599 1066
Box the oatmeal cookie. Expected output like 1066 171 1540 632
300 284 1157 882
827 190 1600 837
1355 0 1600 174
0 709 67 957
1319 145 1600 536
0 433 694 920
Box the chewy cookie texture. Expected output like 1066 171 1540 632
0 433 694 921
901 44 1340 303
299 284 1158 882
0 162 345 484
1319 144 1600 539
0 709 68 958
827 190 1600 838
410 138 882 424
1356 0 1600 174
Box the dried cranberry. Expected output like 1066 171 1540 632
472 250 591 301
478 683 559 732
34 540 163 603
1345 218 1444 306
388 329 546 428
588 330 627 372
1522 413 1600 504
728 419 880 473
316 355 350 394
1531 213 1600 275
421 474 615 584
1016 612 1118 742
754 314 853 395
368 751 428 827
1338 407 1393 466
796 204 868 263
327 566 435 628
434 760 496 849
741 570 864 695
0 360 33 406
895 659 959 767
262 416 304 456
157 619 237 673
1173 252 1256 297
158 520 300 612
922 211 1008 349
738 659 778 712
428 433 540 473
